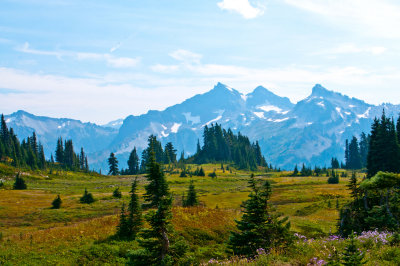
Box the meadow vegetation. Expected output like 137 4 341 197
2 162 398 265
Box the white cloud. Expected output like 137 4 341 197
217 0 265 19
314 43 387 56
169 49 202 64
17 42 140 68
284 0 400 38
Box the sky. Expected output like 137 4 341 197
1 0 400 124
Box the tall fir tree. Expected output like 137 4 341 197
108 152 119 175
183 179 199 207
228 175 292 255
126 178 142 239
127 147 140 175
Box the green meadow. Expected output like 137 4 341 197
1 163 398 265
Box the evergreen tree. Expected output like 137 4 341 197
55 137 64 164
126 178 142 239
128 149 186 265
348 136 362 170
80 188 95 204
108 152 119 175
345 139 349 169
13 173 27 190
292 164 299 176
51 195 62 209
143 149 169 209
198 167 205 177
359 132 369 168
113 187 122 198
164 142 177 164
183 180 199 207
228 175 292 256
116 202 130 238
341 232 366 265
127 147 140 175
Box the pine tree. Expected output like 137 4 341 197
128 150 183 264
292 164 299 176
359 132 369 168
80 188 95 204
55 137 64 164
127 147 140 175
116 202 130 238
13 173 27 190
52 195 62 209
108 152 119 175
228 175 292 255
183 180 198 207
342 232 366 265
113 187 122 198
143 149 169 209
198 167 205 177
348 136 362 170
126 178 142 239
345 139 349 169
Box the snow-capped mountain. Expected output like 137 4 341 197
4 110 118 157
3 83 400 171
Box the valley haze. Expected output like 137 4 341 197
3 83 399 172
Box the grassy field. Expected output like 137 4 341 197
2 163 398 265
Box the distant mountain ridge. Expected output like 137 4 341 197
4 83 400 171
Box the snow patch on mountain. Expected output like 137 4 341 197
258 105 283 113
171 123 182 133
183 112 200 125
253 112 265 119
357 107 371 119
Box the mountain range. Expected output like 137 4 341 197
4 83 400 171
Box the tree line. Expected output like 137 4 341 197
339 111 400 236
188 123 267 170
0 114 89 172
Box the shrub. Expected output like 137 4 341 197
51 195 62 209
208 171 217 178
80 188 95 204
13 173 27 190
112 187 122 198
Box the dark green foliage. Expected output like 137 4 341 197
189 124 267 170
54 137 88 171
80 188 95 204
116 203 129 238
129 149 187 265
328 170 339 184
108 152 119 175
143 148 169 209
116 180 143 240
140 135 165 171
0 115 55 170
127 147 140 175
113 187 122 198
126 178 142 240
300 163 312 176
339 172 400 236
292 164 299 176
164 142 177 164
348 136 362 170
228 175 292 256
183 180 199 207
367 111 400 177
51 195 62 209
342 232 366 265
331 157 340 169
13 173 27 190
179 169 187 177
208 171 217 178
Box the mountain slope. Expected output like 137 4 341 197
4 110 118 159
4 84 400 171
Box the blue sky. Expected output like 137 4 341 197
1 0 400 123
